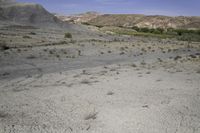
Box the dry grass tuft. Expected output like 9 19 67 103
80 79 91 85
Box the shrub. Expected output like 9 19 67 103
197 30 200 35
29 32 36 35
166 28 177 35
139 27 150 32
131 64 137 67
23 36 31 39
152 29 160 34
112 26 200 41
81 22 90 25
132 26 140 31
149 28 155 33
0 44 10 51
64 32 72 38
174 56 182 61
177 33 200 42
156 28 164 34
95 25 103 28
175 29 195 36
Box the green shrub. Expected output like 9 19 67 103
139 27 150 32
166 28 177 35
132 26 140 31
177 33 200 42
175 29 196 36
196 30 200 35
64 32 72 38
149 28 155 33
156 28 164 34
113 26 200 41
152 29 160 34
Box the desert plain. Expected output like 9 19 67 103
0 19 200 133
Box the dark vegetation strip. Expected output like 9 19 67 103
83 22 200 42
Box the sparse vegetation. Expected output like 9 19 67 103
1 2 200 133
177 33 200 42
100 25 200 41
104 27 173 39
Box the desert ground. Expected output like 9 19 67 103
0 22 200 133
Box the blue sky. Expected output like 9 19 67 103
17 0 200 16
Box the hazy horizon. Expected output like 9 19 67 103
16 0 200 16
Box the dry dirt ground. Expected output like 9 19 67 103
0 22 200 133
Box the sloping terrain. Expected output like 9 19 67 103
88 14 200 29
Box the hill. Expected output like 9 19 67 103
0 0 63 27
88 14 200 29
55 12 101 24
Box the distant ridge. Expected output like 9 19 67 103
57 11 200 30
88 14 200 29
55 11 101 24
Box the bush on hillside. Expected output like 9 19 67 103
64 32 72 38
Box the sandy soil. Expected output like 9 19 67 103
0 23 200 133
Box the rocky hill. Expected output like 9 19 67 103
87 14 200 29
0 0 16 5
0 0 63 27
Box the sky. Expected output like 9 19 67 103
17 0 200 16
